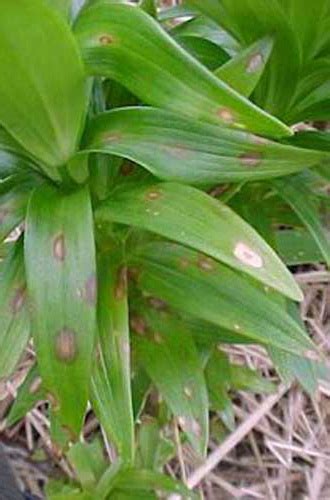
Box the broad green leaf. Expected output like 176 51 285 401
25 184 96 436
130 242 313 354
0 0 87 170
68 441 107 490
135 419 175 471
215 37 274 97
230 364 275 393
176 36 230 70
0 240 30 380
47 0 72 18
91 245 135 464
139 0 157 18
97 181 303 300
0 128 40 179
134 313 209 456
276 229 323 265
6 365 45 427
82 107 325 185
74 2 291 138
186 0 300 117
272 175 330 267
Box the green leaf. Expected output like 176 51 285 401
130 242 313 354
135 419 175 471
139 0 157 18
25 184 97 436
276 229 323 265
215 37 274 97
186 0 301 117
91 244 135 464
6 365 45 427
0 128 39 179
47 0 72 19
68 440 107 490
0 239 30 380
74 2 291 138
0 0 87 170
272 175 330 267
135 313 209 456
97 181 303 301
83 107 325 185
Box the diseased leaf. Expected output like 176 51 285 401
130 242 313 354
25 184 97 436
91 244 135 464
0 239 30 380
134 313 209 456
0 0 87 171
82 107 326 185
215 37 274 97
74 2 291 138
272 174 330 267
97 181 303 300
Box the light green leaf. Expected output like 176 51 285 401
276 229 323 265
74 2 291 138
130 242 313 354
91 244 135 464
0 0 88 170
97 181 303 300
82 107 325 185
134 313 209 456
47 0 72 19
215 37 274 97
0 239 30 380
25 184 97 436
272 175 330 267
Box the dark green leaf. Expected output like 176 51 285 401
83 107 325 185
0 0 87 171
91 245 135 464
276 229 323 265
74 2 291 137
131 242 313 354
97 181 303 300
25 184 97 436
0 239 30 380
135 313 209 456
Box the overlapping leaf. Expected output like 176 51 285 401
0 0 87 171
97 181 303 300
130 242 312 354
25 184 97 435
91 245 134 464
0 239 30 380
134 313 209 456
82 107 326 185
74 2 291 137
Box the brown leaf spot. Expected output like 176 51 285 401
184 386 193 399
104 132 122 142
178 258 190 269
53 233 66 262
239 151 262 167
115 266 127 300
120 162 135 176
154 332 164 344
197 256 214 272
208 184 229 198
146 189 162 201
217 107 235 124
78 274 97 306
130 316 147 336
10 286 26 314
47 392 60 410
246 52 263 73
250 134 270 146
55 328 78 363
99 34 114 46
121 339 130 356
234 242 263 268
29 376 42 395
0 208 9 224
163 144 188 159
148 297 167 310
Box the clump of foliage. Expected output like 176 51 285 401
0 0 329 498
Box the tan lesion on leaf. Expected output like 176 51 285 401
234 242 264 269
78 274 97 306
98 34 115 46
217 107 235 124
55 328 78 364
239 151 262 167
145 189 162 201
10 285 27 314
246 52 263 73
197 255 215 272
53 233 66 262
115 266 128 300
